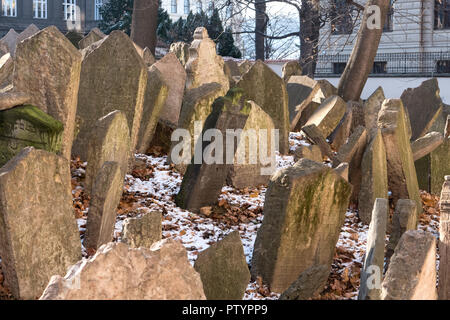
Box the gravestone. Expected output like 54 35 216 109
78 27 105 49
227 100 276 188
194 231 250 300
358 198 388 300
122 211 162 249
0 147 81 299
358 129 388 224
238 60 252 75
305 95 346 140
328 103 353 150
282 61 302 82
279 265 329 300
175 88 250 212
13 26 82 160
411 131 444 161
85 110 130 194
293 144 322 163
400 78 443 141
0 53 13 87
84 162 124 251
439 176 450 299
363 86 385 136
74 30 147 160
0 105 63 166
287 75 320 130
251 158 352 292
0 88 30 111
136 66 168 154
236 60 290 154
381 230 437 300
169 41 190 67
185 28 229 91
377 99 421 212
301 124 336 161
0 29 18 54
14 24 39 55
40 240 206 300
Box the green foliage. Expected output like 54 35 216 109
98 0 133 35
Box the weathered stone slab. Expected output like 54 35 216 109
13 26 81 161
282 61 302 82
14 24 39 55
279 264 329 300
169 41 190 67
0 53 13 86
169 82 225 174
236 60 290 154
349 101 365 133
224 59 241 85
0 105 63 166
293 144 322 163
0 29 18 54
333 162 349 181
287 75 320 130
227 100 275 188
122 210 162 249
78 27 105 50
363 86 385 136
381 230 437 300
400 78 443 141
194 231 250 300
84 162 123 251
358 198 388 300
0 147 81 299
152 52 186 129
40 240 206 300
328 103 353 151
377 99 421 212
185 28 229 91
412 131 444 161
74 30 147 160
85 110 130 194
136 66 168 154
175 89 250 212
358 129 388 224
386 199 417 261
0 88 30 111
301 124 335 161
251 158 352 292
439 176 450 300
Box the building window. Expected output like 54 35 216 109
435 0 450 29
63 0 76 21
171 0 177 13
372 61 387 74
196 0 202 13
333 62 347 74
33 0 47 19
95 0 102 21
2 0 17 17
330 0 353 35
436 60 450 73
184 0 190 14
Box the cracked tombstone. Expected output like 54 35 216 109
194 231 250 300
13 26 82 160
251 158 352 293
175 88 250 212
40 240 206 300
74 30 147 160
358 198 388 300
381 230 437 300
0 147 81 299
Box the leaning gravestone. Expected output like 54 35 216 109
0 29 18 54
175 88 250 212
194 231 250 300
122 211 162 248
377 99 421 212
358 198 388 300
74 30 147 160
40 240 206 300
400 78 443 141
236 60 290 154
84 110 130 194
358 129 388 224
84 162 124 251
381 230 437 300
251 158 352 292
411 131 444 161
328 102 353 151
136 66 168 154
0 147 81 299
0 105 63 166
78 27 105 50
169 82 225 174
13 26 82 161
305 95 346 138
185 27 229 92
227 100 276 188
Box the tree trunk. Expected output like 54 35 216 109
300 0 320 77
255 0 267 61
338 0 390 101
131 0 159 55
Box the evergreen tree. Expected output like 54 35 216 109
99 0 133 35
206 9 223 42
218 27 242 58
